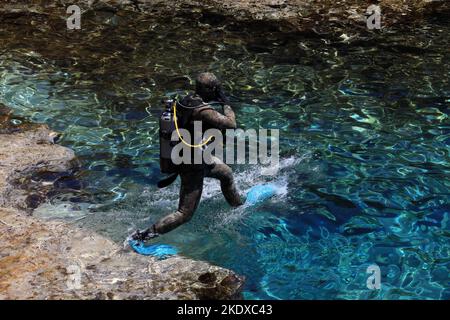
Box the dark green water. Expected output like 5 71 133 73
0 10 449 299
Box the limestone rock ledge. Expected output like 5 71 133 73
0 107 244 299
0 208 243 300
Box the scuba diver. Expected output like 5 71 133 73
132 72 243 241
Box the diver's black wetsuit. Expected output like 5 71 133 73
153 94 243 235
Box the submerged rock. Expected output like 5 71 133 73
0 111 76 211
2 0 448 39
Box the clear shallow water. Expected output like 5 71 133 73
1 10 449 299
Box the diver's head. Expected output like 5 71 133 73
195 72 221 102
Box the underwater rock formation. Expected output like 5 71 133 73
1 0 449 38
128 0 450 32
0 105 244 299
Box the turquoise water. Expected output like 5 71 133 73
0 10 449 299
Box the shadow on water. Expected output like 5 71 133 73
0 9 449 299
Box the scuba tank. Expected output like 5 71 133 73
159 99 178 174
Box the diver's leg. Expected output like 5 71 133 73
205 157 243 207
152 170 204 234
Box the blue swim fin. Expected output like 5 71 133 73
128 239 178 259
245 183 279 206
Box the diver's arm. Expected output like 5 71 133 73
223 104 237 128
198 106 237 130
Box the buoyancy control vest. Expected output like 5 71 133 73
159 94 217 174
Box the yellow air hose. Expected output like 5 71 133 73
173 101 212 148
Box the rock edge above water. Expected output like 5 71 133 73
0 208 244 300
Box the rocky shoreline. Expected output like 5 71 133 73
0 106 244 299
0 208 243 299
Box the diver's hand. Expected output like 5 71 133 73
216 85 230 105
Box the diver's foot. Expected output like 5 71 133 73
130 227 159 242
